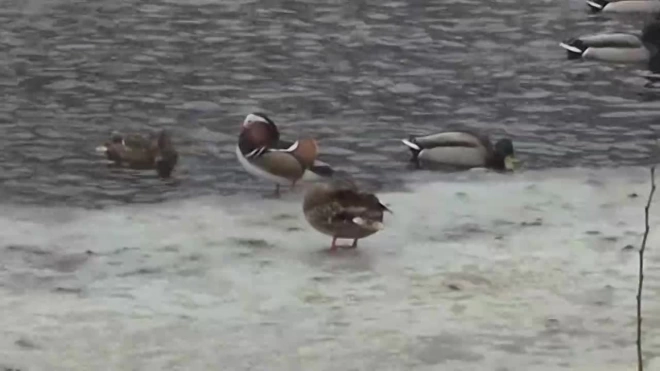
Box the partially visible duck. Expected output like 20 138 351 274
96 129 178 178
302 178 392 251
586 0 660 14
559 21 660 62
236 112 335 196
401 131 518 171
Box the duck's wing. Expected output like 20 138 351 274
272 138 334 178
244 149 306 181
331 189 391 223
576 33 643 48
560 32 649 61
597 0 660 13
583 46 652 62
411 131 489 150
123 134 152 149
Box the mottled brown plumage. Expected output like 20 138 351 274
303 180 392 250
97 130 178 178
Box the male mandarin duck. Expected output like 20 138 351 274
236 112 334 196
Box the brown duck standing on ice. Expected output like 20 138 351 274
96 129 179 178
303 179 392 251
236 112 335 196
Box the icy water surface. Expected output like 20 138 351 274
1 168 660 370
2 0 660 205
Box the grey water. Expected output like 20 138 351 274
1 0 660 207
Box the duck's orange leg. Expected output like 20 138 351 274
330 237 339 251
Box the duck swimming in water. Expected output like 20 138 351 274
585 0 660 14
96 129 178 178
559 20 660 63
401 131 517 171
236 112 335 196
302 178 391 251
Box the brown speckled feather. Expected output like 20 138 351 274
303 182 391 240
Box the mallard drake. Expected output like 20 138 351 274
586 0 660 14
559 21 660 62
236 112 335 196
401 131 517 171
96 129 178 178
303 179 392 251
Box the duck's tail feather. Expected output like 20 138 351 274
401 136 422 161
380 203 393 214
559 39 588 60
301 159 335 181
586 0 607 12
309 160 335 177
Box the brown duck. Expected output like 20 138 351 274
96 129 178 178
303 179 392 251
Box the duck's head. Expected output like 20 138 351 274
154 130 178 178
242 112 277 132
239 112 280 150
642 21 660 45
493 138 519 171
96 131 125 160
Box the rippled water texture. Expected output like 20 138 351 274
2 0 660 205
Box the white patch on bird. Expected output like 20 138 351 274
352 217 366 226
352 217 385 231
95 146 108 153
245 147 267 159
559 43 583 54
272 141 299 153
401 139 421 151
586 0 603 9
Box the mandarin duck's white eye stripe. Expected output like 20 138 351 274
243 113 270 126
